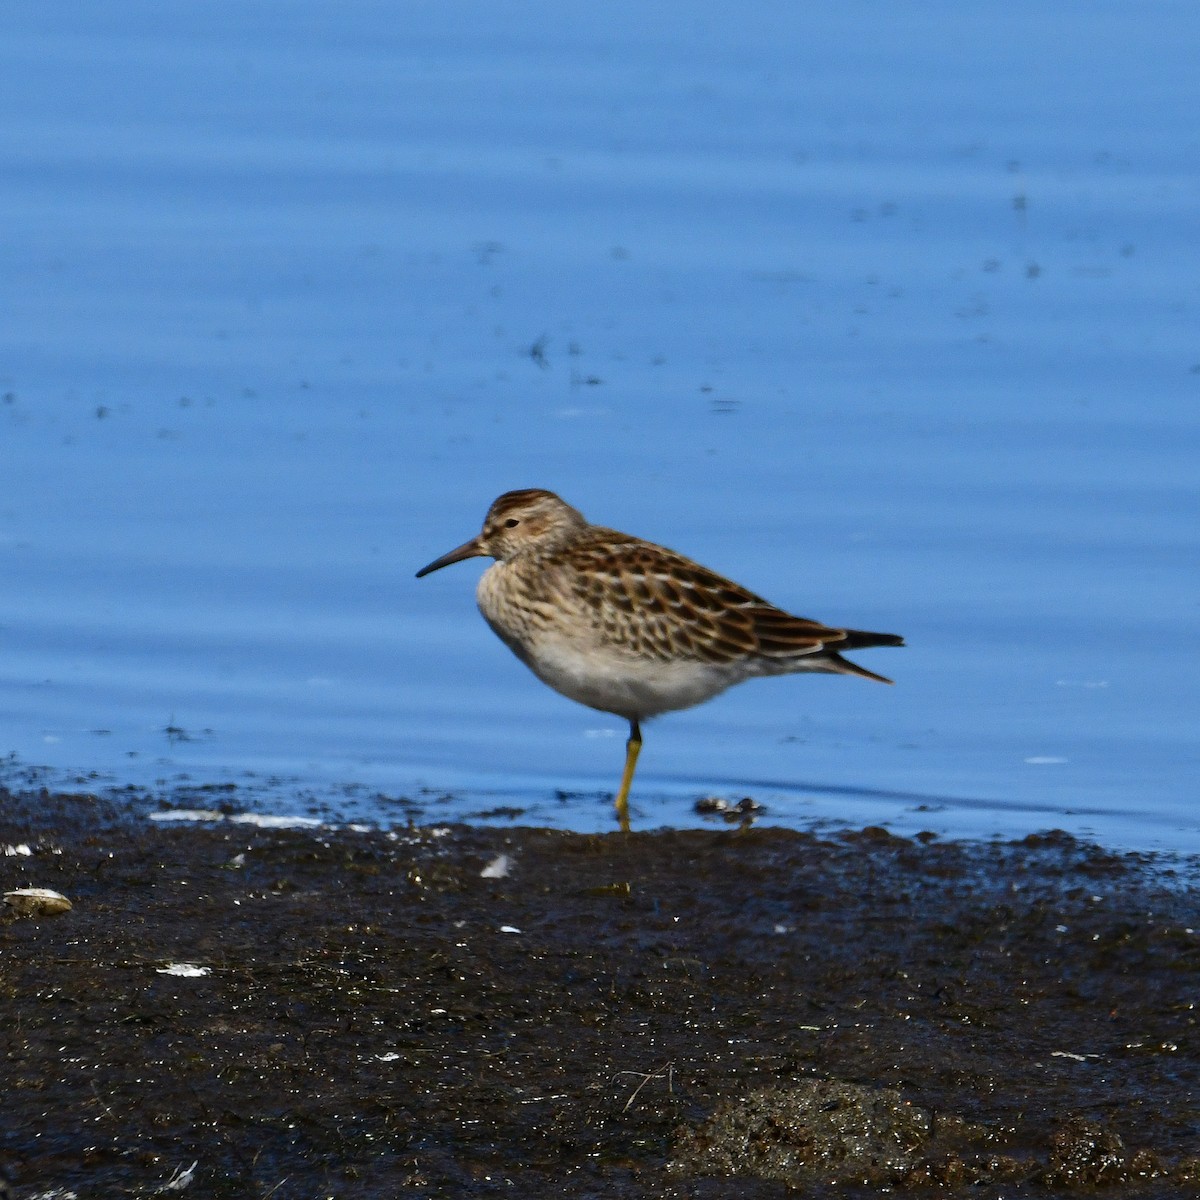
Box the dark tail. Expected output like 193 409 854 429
840 629 905 651
830 628 905 685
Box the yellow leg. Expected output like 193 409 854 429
614 719 642 833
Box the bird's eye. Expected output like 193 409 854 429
504 518 520 528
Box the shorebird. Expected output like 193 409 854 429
416 489 903 831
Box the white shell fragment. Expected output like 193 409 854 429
156 963 211 977
480 854 511 878
4 887 73 916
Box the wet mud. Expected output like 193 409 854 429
2 788 1198 1197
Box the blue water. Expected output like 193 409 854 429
2 2 1197 849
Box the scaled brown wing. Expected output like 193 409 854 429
567 534 849 664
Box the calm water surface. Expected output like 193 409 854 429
2 3 1197 848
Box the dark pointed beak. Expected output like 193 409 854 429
415 536 486 578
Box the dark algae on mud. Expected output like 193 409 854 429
2 789 1198 1197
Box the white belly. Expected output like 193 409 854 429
513 634 746 720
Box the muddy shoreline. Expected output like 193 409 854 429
2 787 1198 1197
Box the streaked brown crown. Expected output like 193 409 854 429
478 489 588 561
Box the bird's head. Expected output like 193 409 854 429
415 489 587 576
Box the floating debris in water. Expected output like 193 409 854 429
695 796 763 822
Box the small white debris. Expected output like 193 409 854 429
3 843 33 856
160 1160 198 1191
4 888 72 916
499 925 521 934
229 813 323 828
773 923 791 934
149 809 225 823
376 1052 402 1061
156 963 211 977
149 810 325 828
1051 1050 1099 1061
1055 925 1069 933
1024 756 1068 765
480 854 511 879
227 853 246 868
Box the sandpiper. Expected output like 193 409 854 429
416 489 903 831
